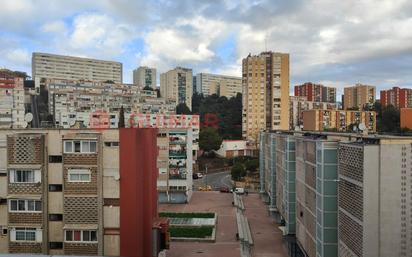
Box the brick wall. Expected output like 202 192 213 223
64 242 98 255
8 182 42 194
64 197 98 224
9 213 42 224
9 242 42 254
63 154 98 166
7 135 44 165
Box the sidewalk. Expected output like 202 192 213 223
243 194 289 257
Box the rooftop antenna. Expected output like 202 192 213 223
264 33 268 52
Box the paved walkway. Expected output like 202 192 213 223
161 191 240 257
243 194 289 257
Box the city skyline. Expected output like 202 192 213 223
1 0 412 96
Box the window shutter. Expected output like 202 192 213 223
36 229 42 242
34 170 41 183
10 228 16 241
9 170 15 183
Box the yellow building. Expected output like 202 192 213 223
242 52 290 144
160 67 193 111
343 84 376 110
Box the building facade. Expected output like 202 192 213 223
32 53 122 83
45 79 175 128
0 128 168 256
133 66 157 89
343 84 375 110
194 73 242 98
302 110 376 132
380 86 412 109
0 72 25 128
160 67 193 110
294 82 336 103
260 131 412 257
242 52 290 144
400 108 412 129
289 96 338 130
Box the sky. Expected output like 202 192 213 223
1 0 412 97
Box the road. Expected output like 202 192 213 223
193 170 233 190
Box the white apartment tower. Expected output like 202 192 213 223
160 67 193 110
133 66 157 89
32 52 122 83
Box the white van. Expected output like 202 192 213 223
234 187 245 194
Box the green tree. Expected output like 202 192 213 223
118 106 125 128
380 104 399 132
176 103 191 114
199 127 222 152
245 159 259 172
231 163 246 181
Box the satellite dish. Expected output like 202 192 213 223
24 113 33 122
353 125 358 132
22 121 28 128
358 123 366 131
68 119 76 126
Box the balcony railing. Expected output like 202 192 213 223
169 150 187 158
169 173 187 180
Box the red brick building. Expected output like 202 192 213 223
294 82 336 103
380 86 412 109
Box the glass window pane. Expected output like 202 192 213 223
69 174 78 181
90 142 97 152
27 171 35 182
90 231 97 241
83 231 90 241
74 141 81 152
18 200 25 211
80 174 90 181
16 231 26 240
81 141 90 152
65 141 73 153
74 230 81 241
27 200 34 211
16 170 22 182
66 230 73 241
11 200 17 211
26 231 36 241
35 201 41 211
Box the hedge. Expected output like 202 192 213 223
169 227 213 238
159 212 215 218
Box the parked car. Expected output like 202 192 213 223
219 187 230 193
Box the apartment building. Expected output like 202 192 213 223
302 110 376 132
380 86 412 109
401 108 412 129
194 73 242 98
294 82 336 103
343 84 375 110
338 137 412 257
133 66 156 89
32 53 122 83
160 67 193 110
0 128 168 256
0 72 25 128
260 131 412 257
242 52 290 144
45 79 175 128
289 96 339 130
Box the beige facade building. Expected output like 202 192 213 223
160 67 193 110
242 52 290 144
195 73 242 98
302 109 376 132
343 84 375 110
32 52 122 83
289 96 338 130
133 66 156 89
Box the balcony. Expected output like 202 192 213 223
169 173 187 180
169 150 187 158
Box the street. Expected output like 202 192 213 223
193 170 233 190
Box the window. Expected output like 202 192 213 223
68 169 91 182
49 155 62 163
49 242 63 249
65 230 97 243
49 214 63 221
49 184 63 192
9 200 42 212
11 228 41 242
64 140 97 153
9 170 41 183
104 142 119 147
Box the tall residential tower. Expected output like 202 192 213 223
133 66 156 89
242 52 289 144
343 84 375 110
160 67 193 111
